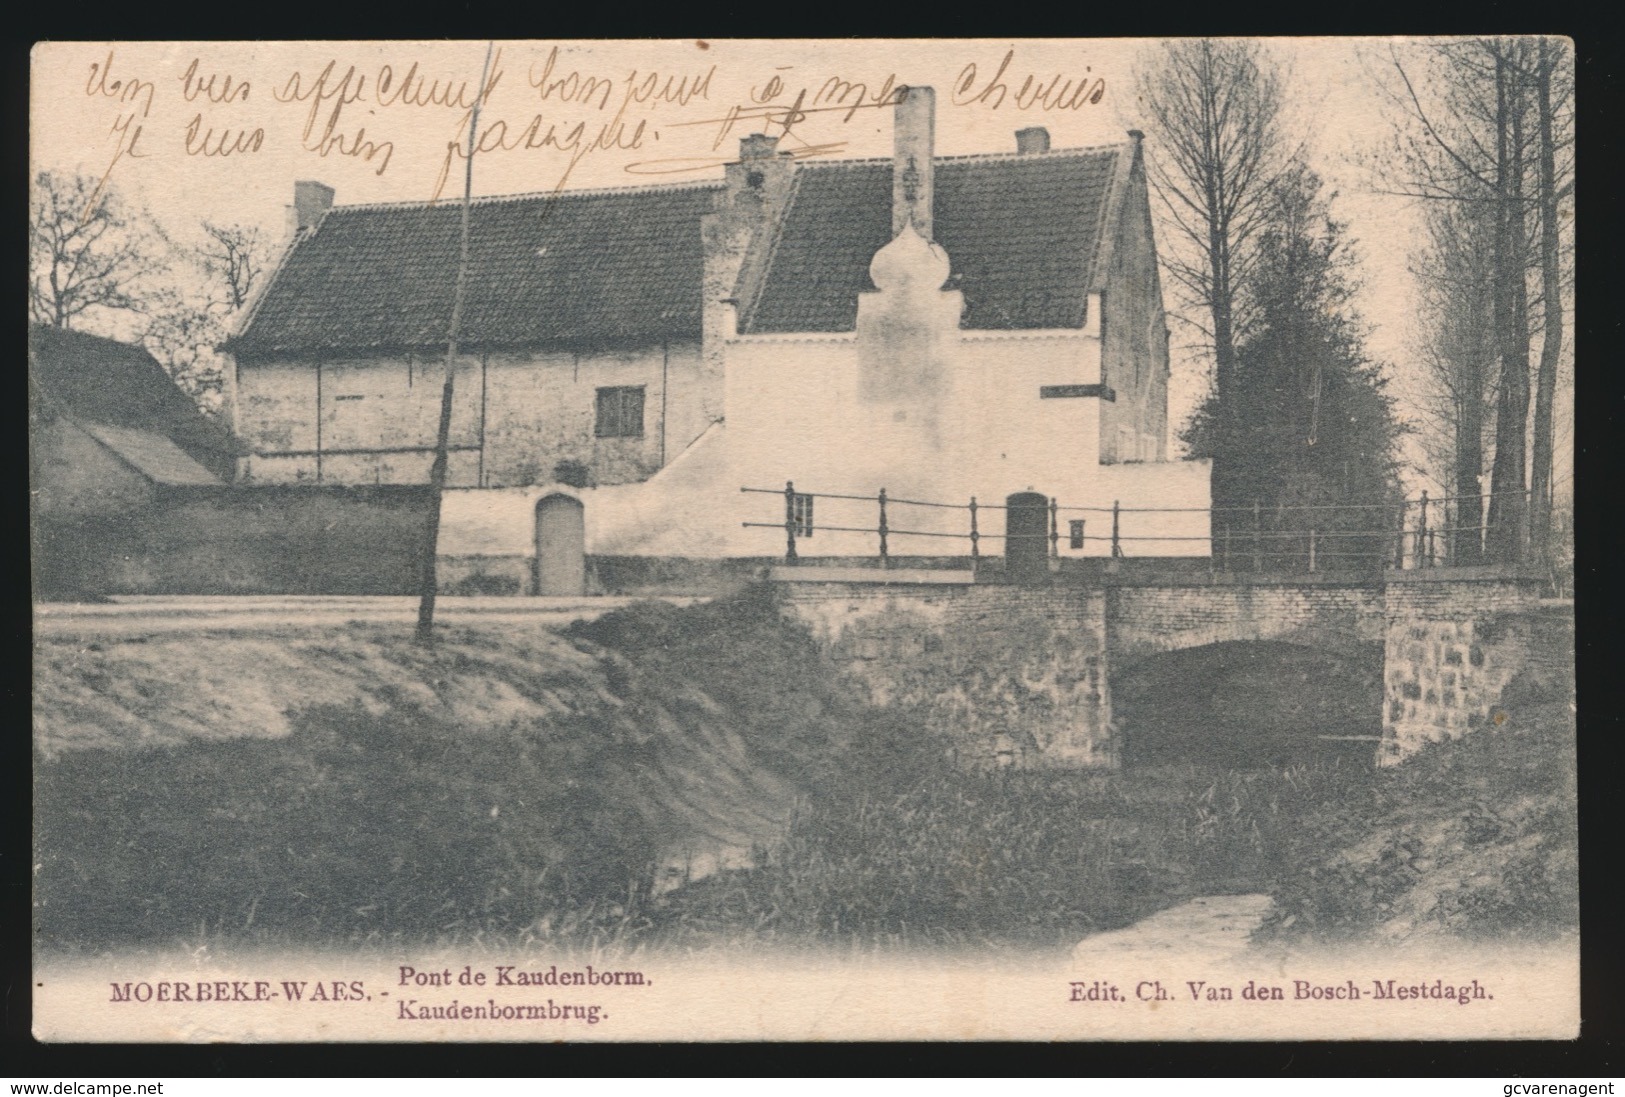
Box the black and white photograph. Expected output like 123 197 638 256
29 37 1577 1041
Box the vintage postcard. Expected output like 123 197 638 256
29 38 1577 1042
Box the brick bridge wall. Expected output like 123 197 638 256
774 568 1556 769
776 582 1112 768
1380 569 1553 764
1107 579 1384 660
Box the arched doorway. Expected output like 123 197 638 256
534 493 586 596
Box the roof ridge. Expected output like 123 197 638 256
329 178 726 214
324 143 1127 212
934 142 1129 165
792 142 1129 170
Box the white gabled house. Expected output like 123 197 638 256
228 86 1210 592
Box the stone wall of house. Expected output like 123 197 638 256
234 341 711 490
1379 569 1554 763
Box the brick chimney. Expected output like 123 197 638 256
892 86 935 240
289 180 335 235
739 133 779 163
1016 126 1050 154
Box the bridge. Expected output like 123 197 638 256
768 563 1565 769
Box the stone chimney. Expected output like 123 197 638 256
739 133 779 163
700 133 797 424
892 86 935 240
1016 126 1050 154
288 180 335 235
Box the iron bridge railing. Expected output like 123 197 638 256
741 483 1536 573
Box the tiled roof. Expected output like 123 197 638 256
234 144 1129 355
78 423 224 485
233 184 723 357
743 147 1124 333
28 324 239 482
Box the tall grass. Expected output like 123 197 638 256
649 761 1363 953
1259 666 1578 942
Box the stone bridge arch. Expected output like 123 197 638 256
1104 579 1385 661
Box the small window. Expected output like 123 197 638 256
595 386 645 438
1069 519 1086 550
792 493 814 538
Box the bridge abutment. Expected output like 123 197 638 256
1380 567 1553 764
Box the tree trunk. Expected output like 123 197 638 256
1529 39 1563 564
1453 368 1485 565
1486 48 1531 564
416 44 493 645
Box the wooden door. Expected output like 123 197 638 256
534 494 586 596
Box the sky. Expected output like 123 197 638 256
30 38 1457 475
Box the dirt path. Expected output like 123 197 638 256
33 595 703 638
1072 894 1274 964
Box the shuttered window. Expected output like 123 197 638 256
594 386 645 438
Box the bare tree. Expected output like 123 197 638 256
199 221 272 313
1134 39 1294 411
139 222 276 419
1529 37 1575 562
29 172 279 423
1368 37 1570 564
29 171 162 332
1408 197 1499 562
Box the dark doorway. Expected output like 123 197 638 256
1005 491 1050 585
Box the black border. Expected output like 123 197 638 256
9 4 1620 1078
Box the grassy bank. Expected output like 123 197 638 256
34 590 1576 955
1259 664 1578 942
35 589 895 951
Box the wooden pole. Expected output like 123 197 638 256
417 42 494 646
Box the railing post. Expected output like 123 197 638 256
1222 524 1231 572
1308 528 1317 573
1111 500 1123 559
1049 498 1060 558
1417 490 1430 572
1394 503 1406 570
877 487 889 567
783 481 798 563
1252 500 1262 572
968 496 980 564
